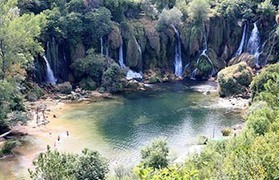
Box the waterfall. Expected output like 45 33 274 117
119 43 126 68
133 36 143 72
235 24 247 56
134 37 142 55
43 55 57 84
172 25 183 77
191 31 215 79
247 23 261 65
100 37 104 55
125 37 143 80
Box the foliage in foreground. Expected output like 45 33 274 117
134 63 279 179
29 146 109 180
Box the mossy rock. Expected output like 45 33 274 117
144 25 160 55
126 37 142 69
108 24 122 50
217 62 253 97
53 82 73 94
207 48 226 70
228 53 257 68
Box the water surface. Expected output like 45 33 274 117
0 81 242 179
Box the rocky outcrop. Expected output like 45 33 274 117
108 24 122 50
218 62 253 97
228 53 258 68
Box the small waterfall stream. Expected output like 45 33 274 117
119 43 126 68
235 24 247 56
247 23 261 65
126 37 143 80
191 30 215 79
172 25 183 77
43 56 57 84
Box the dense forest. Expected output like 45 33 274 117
0 0 279 179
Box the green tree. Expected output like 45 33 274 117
187 0 210 28
75 149 109 180
83 7 112 45
140 138 169 169
101 63 125 93
29 146 109 180
71 49 106 85
29 146 77 180
157 7 182 30
250 63 279 101
0 0 46 79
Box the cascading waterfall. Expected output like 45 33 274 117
247 23 261 65
134 36 142 69
172 25 183 77
119 43 126 68
191 30 215 79
235 24 247 56
43 55 57 84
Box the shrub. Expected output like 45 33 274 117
71 49 106 85
140 138 169 169
75 149 109 180
1 140 19 155
79 77 97 91
101 63 125 93
29 146 109 180
250 63 279 100
187 0 210 27
157 7 182 31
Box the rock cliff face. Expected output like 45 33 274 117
34 14 278 84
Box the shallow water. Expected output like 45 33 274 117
0 81 242 179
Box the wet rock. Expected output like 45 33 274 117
228 53 257 68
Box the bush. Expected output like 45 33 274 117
0 140 19 155
29 146 109 180
140 138 169 169
75 149 109 180
157 7 182 31
101 63 125 93
79 77 97 90
187 0 210 27
250 63 279 101
71 49 106 85
257 0 277 20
